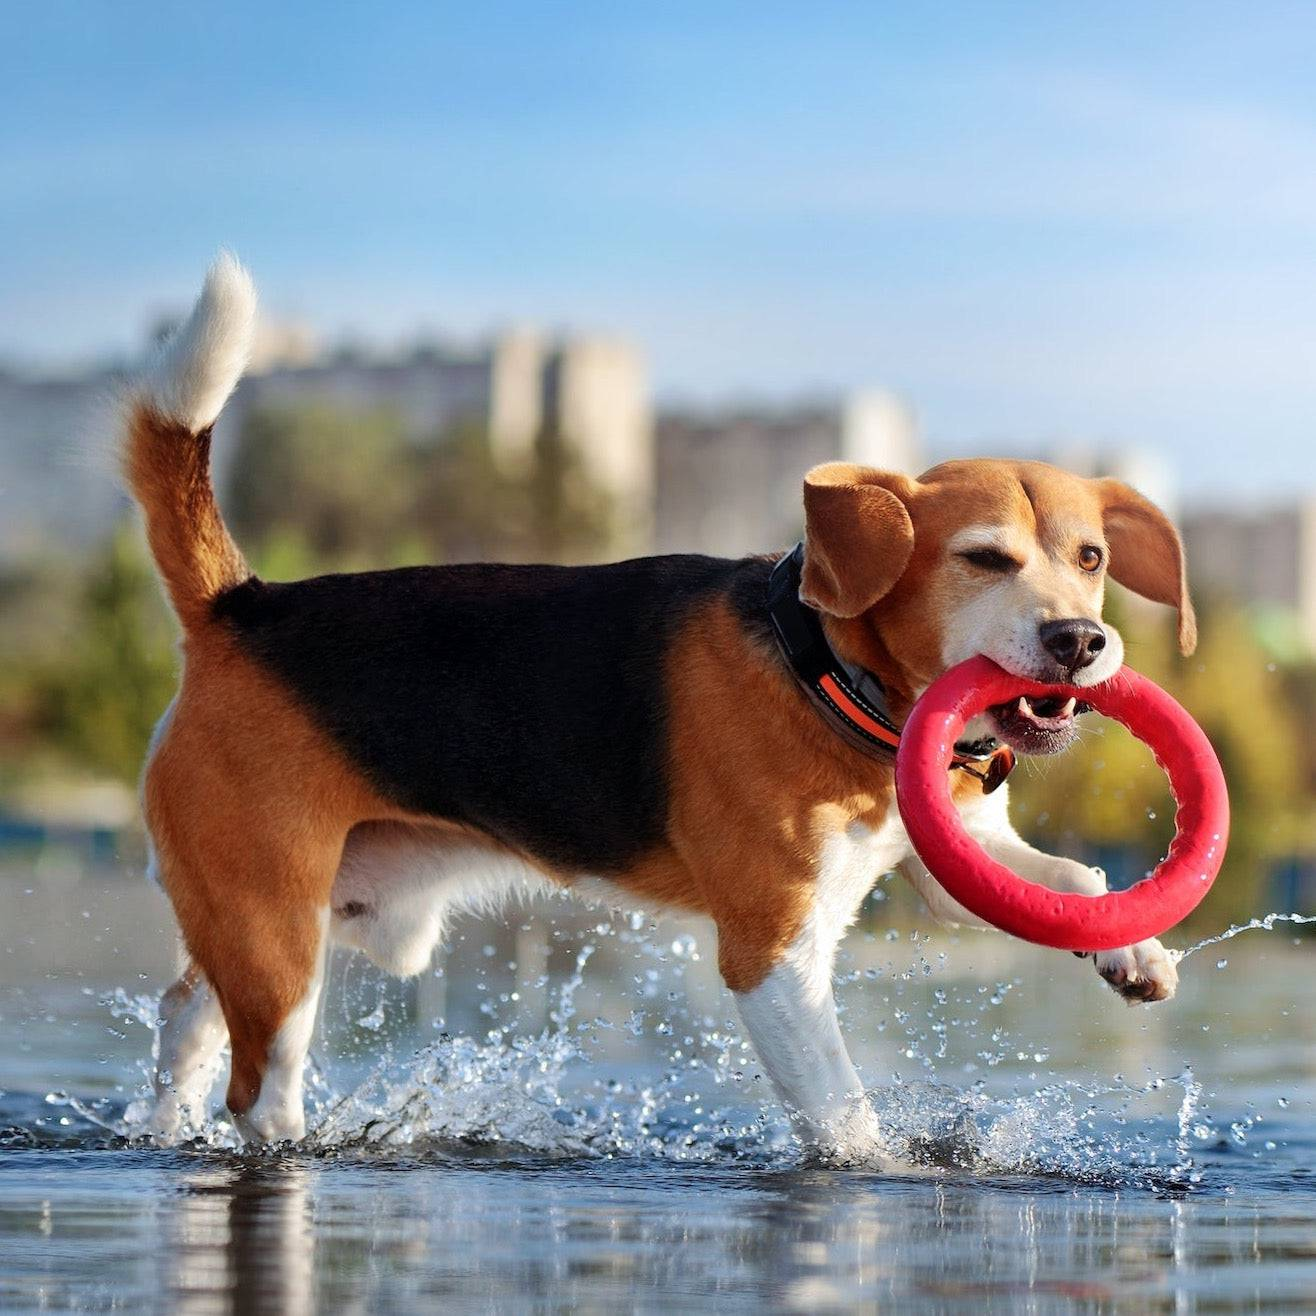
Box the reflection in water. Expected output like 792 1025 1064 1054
123 1154 1315 1311
165 1165 314 1316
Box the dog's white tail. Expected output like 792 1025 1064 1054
121 253 257 628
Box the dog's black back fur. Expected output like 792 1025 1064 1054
214 554 774 871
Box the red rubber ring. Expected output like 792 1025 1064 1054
895 656 1229 951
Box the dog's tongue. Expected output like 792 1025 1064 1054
1017 694 1076 729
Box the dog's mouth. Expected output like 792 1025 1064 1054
987 694 1092 756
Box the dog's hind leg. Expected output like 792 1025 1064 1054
224 907 330 1145
196 880 333 1145
149 961 228 1140
143 634 394 1142
150 800 344 1143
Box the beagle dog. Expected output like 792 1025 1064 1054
132 258 1192 1156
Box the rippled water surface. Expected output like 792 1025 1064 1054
1 871 1312 1311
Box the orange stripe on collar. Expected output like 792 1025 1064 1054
817 674 902 750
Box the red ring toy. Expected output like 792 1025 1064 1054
895 656 1228 952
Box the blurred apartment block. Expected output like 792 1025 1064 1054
655 391 919 555
209 323 654 556
0 319 654 558
2 317 1314 652
1181 504 1316 654
0 363 125 558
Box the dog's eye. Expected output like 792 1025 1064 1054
959 547 1020 573
1078 545 1104 573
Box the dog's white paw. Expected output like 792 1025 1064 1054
1094 938 1178 1005
810 1099 887 1168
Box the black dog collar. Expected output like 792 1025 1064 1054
766 543 1014 792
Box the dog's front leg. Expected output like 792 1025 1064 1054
906 785 1178 1004
729 913 883 1163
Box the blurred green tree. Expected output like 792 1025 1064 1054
412 420 617 564
226 403 416 569
225 404 618 573
30 526 177 784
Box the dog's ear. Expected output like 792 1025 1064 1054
1097 479 1197 655
800 463 916 618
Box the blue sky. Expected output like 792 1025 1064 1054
4 2 1315 497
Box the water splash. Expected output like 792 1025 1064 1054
1172 912 1316 963
305 939 782 1162
30 907 1307 1187
1172 1066 1203 1184
873 1070 1203 1188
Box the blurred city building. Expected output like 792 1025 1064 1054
0 323 653 560
654 389 920 556
0 363 127 558
1182 501 1316 654
544 335 652 552
211 326 652 552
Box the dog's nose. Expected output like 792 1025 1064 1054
1039 618 1106 672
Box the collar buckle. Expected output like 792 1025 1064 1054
954 746 1016 794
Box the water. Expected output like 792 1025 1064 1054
1 871 1313 1311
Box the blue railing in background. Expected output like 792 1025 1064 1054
0 812 120 867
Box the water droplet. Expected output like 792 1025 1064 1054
669 933 698 960
356 1002 386 1031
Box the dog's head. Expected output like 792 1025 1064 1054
800 458 1195 755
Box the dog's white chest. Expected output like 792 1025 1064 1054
812 813 914 944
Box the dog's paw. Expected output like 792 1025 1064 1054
809 1100 887 1168
1093 938 1178 1005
